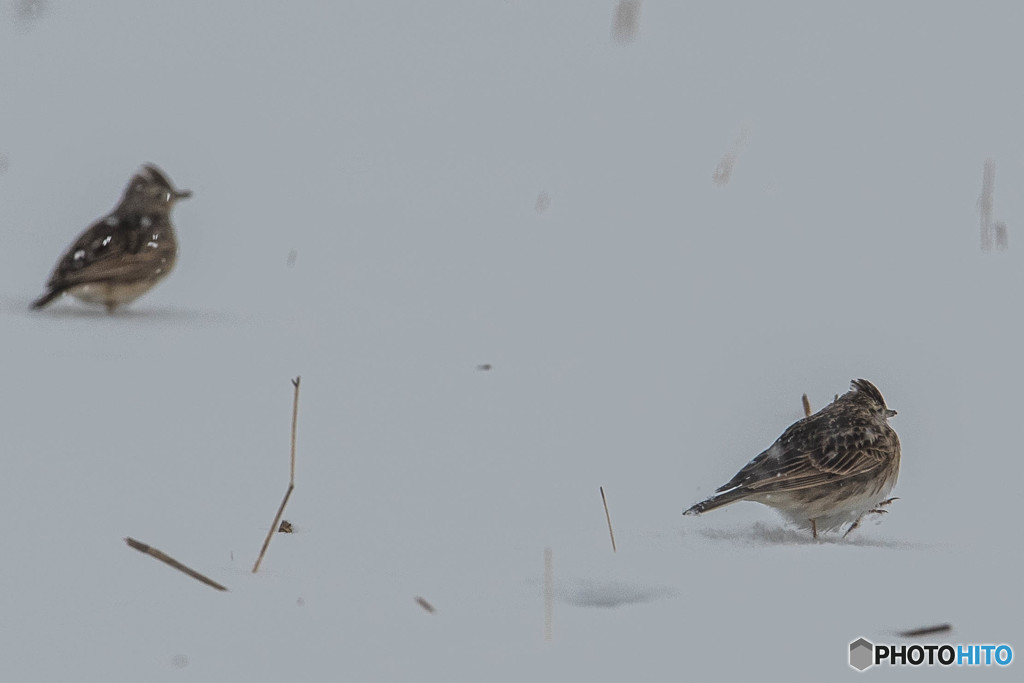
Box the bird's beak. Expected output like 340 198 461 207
173 188 193 200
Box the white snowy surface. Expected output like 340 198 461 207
1 2 1022 680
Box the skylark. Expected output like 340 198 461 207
683 379 901 537
31 164 191 312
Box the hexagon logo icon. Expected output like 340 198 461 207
849 638 874 671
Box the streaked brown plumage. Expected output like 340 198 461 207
31 164 191 312
683 379 901 537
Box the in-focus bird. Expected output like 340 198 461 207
683 379 901 538
31 164 191 312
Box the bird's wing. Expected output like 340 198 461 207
47 222 157 289
716 418 890 495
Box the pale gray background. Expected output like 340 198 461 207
1 1 1021 680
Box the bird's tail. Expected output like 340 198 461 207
30 289 61 310
683 487 750 516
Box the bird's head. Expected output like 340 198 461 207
118 164 191 214
848 378 897 419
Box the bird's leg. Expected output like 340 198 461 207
843 516 862 538
845 501 897 538
810 519 817 539
864 497 899 516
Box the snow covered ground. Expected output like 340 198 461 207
1 2 1022 679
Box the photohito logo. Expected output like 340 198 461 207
849 637 1013 671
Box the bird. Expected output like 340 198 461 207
30 164 191 312
683 379 901 538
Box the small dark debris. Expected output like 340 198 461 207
415 596 436 613
278 520 293 533
898 623 952 638
476 364 492 371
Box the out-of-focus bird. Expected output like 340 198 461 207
31 164 191 312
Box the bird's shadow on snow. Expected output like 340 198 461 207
3 296 234 324
36 306 231 323
690 522 919 549
559 580 676 609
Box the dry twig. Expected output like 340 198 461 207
600 486 617 552
252 376 301 573
125 537 228 592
